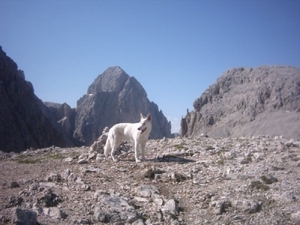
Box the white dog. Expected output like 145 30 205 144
104 113 152 163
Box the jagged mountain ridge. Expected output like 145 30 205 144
181 66 300 140
74 66 171 145
0 47 71 152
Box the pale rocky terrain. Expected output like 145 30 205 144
1 135 300 225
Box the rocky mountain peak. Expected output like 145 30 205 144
74 67 171 145
87 66 129 94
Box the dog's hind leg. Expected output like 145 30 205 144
111 136 122 162
104 139 111 158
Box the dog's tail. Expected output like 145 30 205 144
104 139 111 158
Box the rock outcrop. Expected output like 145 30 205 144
44 102 76 145
74 66 171 145
0 47 70 152
181 66 300 140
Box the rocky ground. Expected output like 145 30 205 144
1 135 300 225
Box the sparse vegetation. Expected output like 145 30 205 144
44 152 65 160
250 180 269 191
216 149 225 166
173 142 187 150
15 157 42 164
271 165 285 171
260 175 278 184
206 146 215 150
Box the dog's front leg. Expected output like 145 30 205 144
134 142 141 163
111 149 118 162
140 142 146 161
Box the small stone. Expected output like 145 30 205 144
142 167 164 179
291 211 300 223
78 159 88 164
81 184 90 191
153 197 164 206
11 207 37 225
46 173 61 182
135 185 159 198
240 159 249 164
94 205 107 222
64 157 73 162
78 153 88 160
162 199 178 215
134 197 149 202
6 196 23 208
131 219 145 225
63 169 71 179
46 207 68 219
10 181 20 188
88 152 96 160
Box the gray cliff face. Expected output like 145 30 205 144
44 102 76 145
74 66 171 145
181 66 300 140
0 47 69 152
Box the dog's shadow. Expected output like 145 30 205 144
119 155 195 164
153 155 196 164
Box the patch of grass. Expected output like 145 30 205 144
250 180 269 191
206 146 215 150
271 166 285 171
216 150 224 156
246 156 252 163
69 152 80 159
192 141 201 146
14 155 42 164
216 150 225 166
173 142 186 150
46 153 65 160
260 175 278 184
217 158 225 166
291 157 300 162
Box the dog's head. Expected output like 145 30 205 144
138 113 152 134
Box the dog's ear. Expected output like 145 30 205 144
140 113 144 119
147 113 151 121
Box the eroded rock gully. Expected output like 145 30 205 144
1 136 300 224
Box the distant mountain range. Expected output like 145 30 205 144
1 46 299 152
0 47 171 152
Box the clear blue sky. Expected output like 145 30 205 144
1 0 300 133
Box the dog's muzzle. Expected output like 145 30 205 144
139 127 147 134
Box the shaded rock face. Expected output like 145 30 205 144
44 102 76 145
74 66 171 145
181 66 300 140
0 47 69 152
